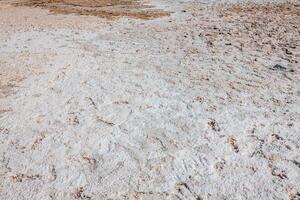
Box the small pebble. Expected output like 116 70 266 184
270 64 293 72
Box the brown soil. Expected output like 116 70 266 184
13 0 170 19
197 3 300 65
218 3 300 16
0 66 25 98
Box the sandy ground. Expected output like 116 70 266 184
0 0 300 199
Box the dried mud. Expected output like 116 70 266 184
13 0 170 19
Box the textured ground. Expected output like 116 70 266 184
12 0 169 19
0 0 300 199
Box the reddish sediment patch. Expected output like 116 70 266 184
13 0 170 19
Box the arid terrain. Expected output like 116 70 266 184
0 0 299 199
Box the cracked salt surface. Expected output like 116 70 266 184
0 0 299 199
